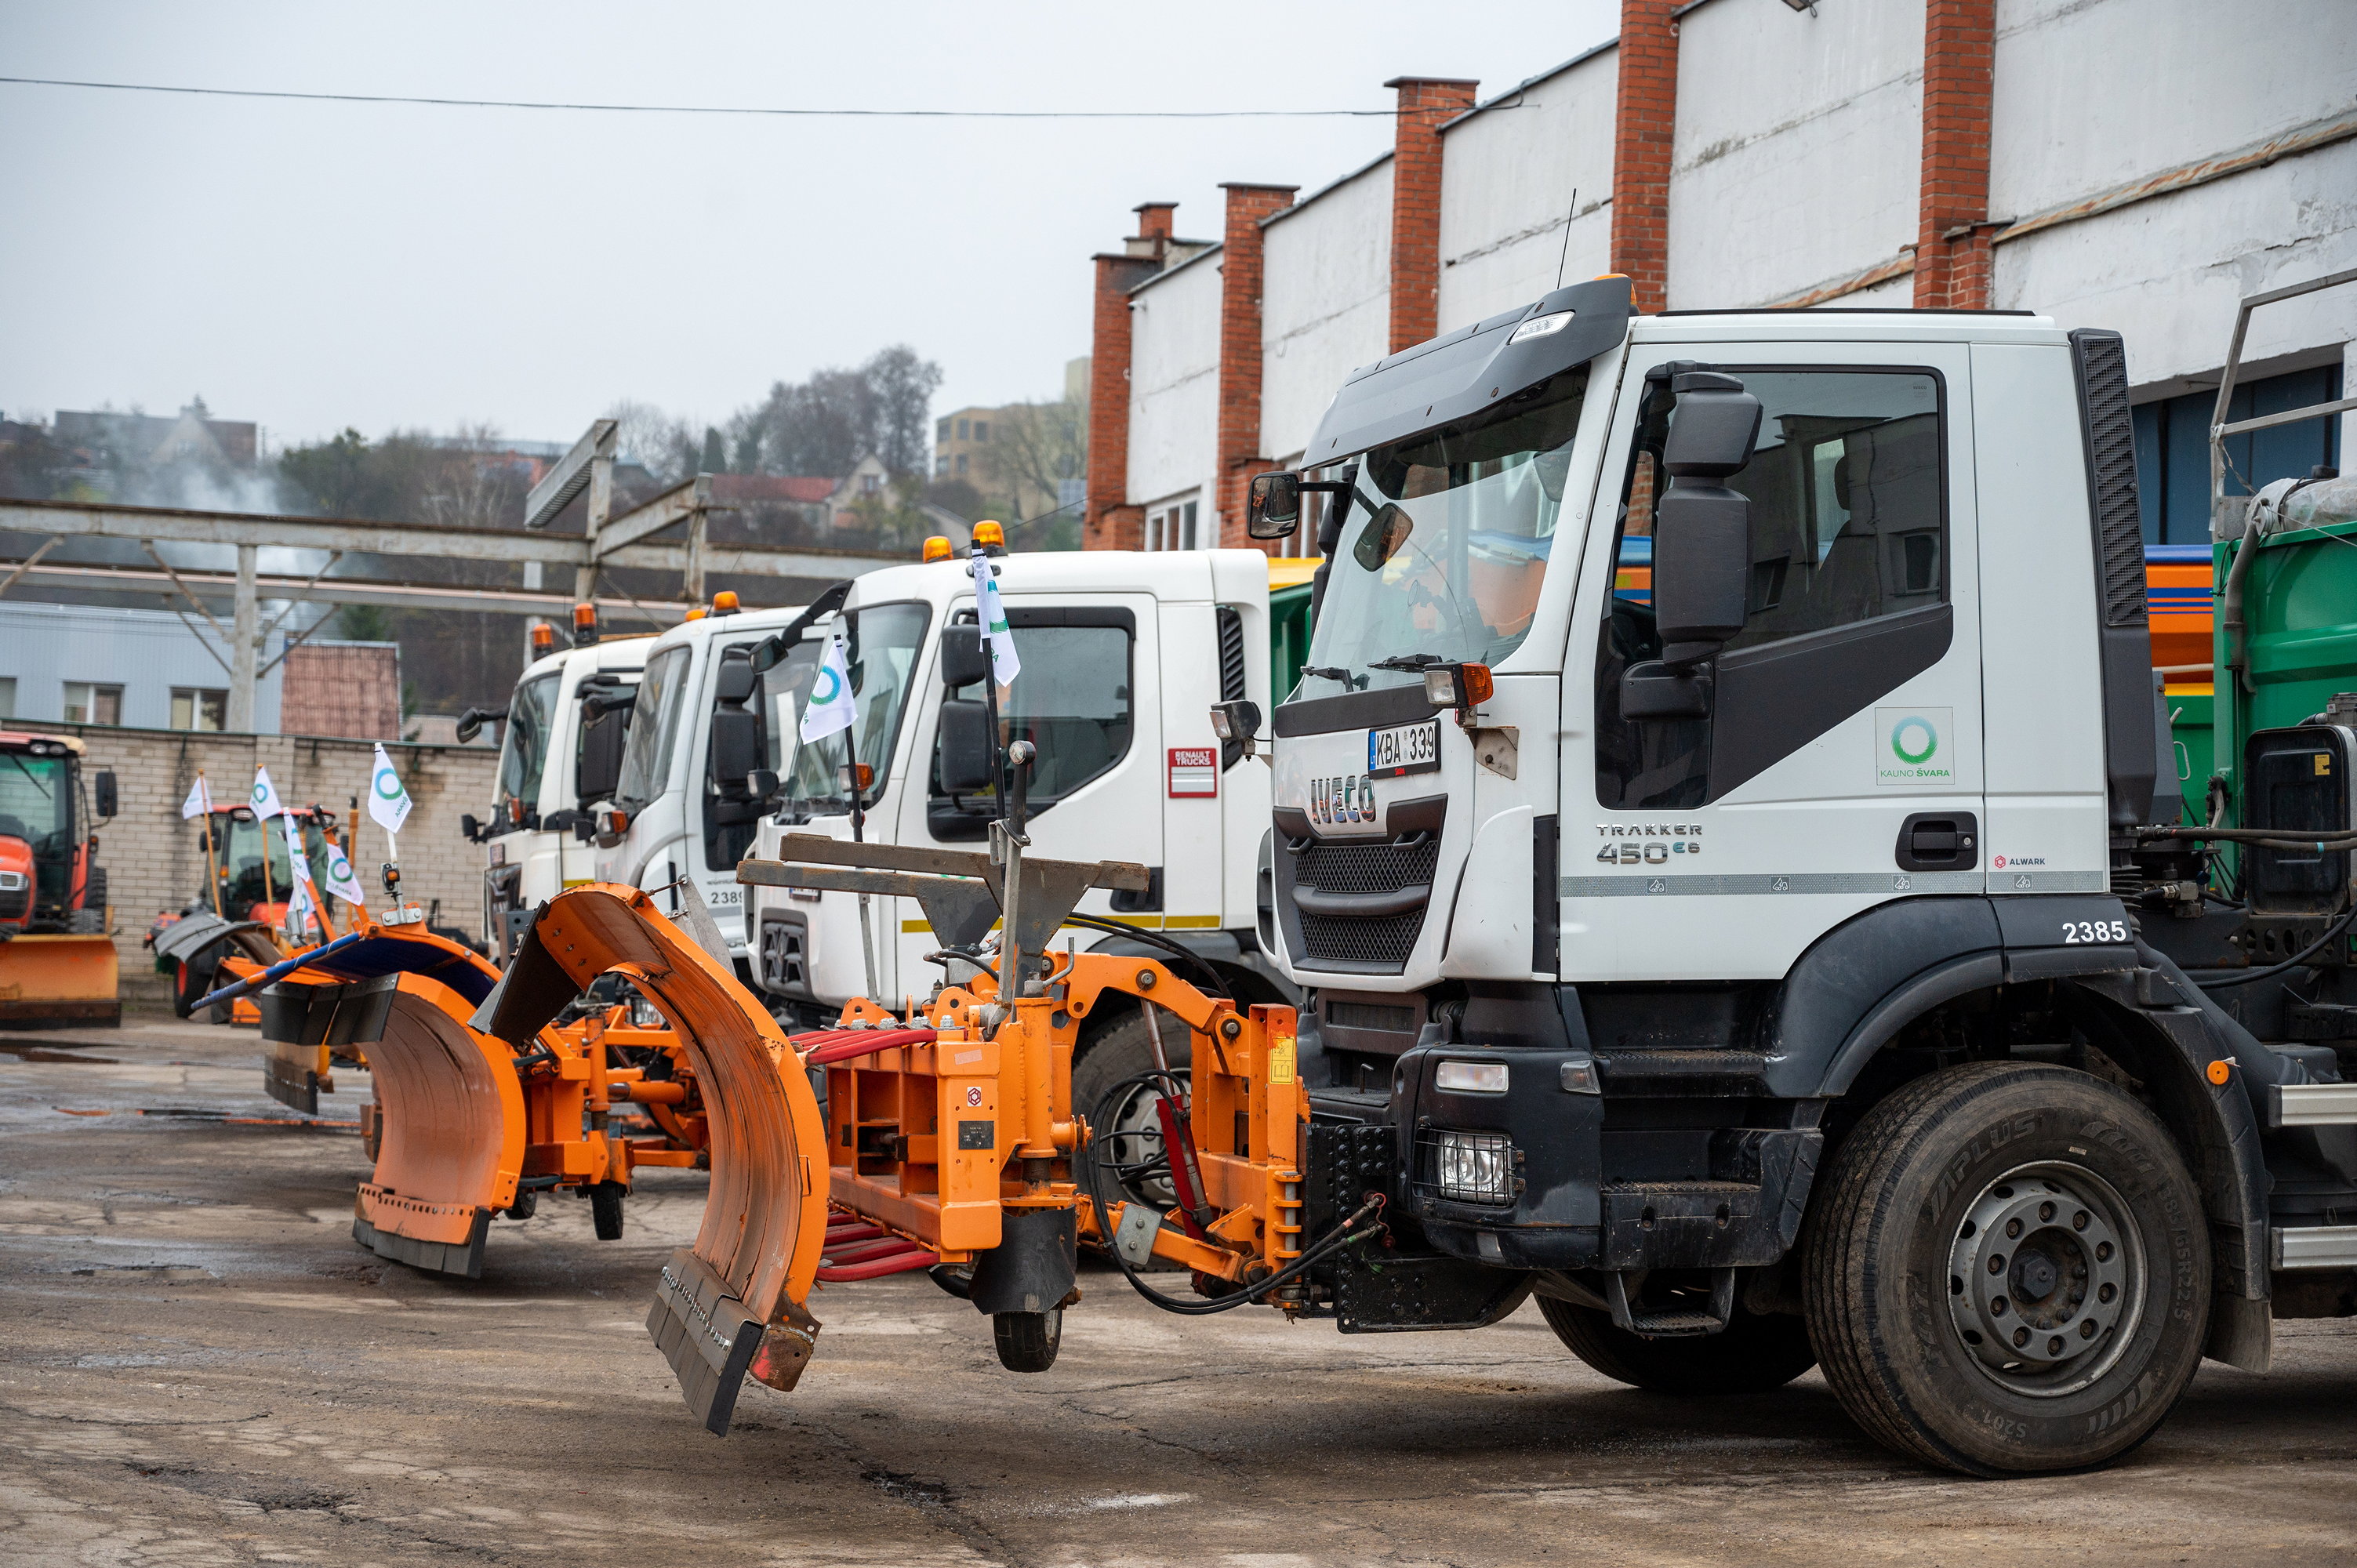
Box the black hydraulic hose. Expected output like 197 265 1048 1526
2184 898 2357 989
1081 1070 1386 1316
1062 913 1233 1000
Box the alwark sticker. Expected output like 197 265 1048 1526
1876 706 1955 788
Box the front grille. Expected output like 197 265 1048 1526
1327 999 1416 1033
1289 834 1440 971
759 913 811 995
0 882 29 924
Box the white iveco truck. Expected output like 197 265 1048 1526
1224 273 2357 1475
461 614 649 959
739 548 1291 1119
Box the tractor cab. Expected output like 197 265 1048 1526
201 804 343 930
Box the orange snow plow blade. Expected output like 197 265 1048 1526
0 933 121 1025
479 883 828 1435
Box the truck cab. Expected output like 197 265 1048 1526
1250 273 2357 1475
745 549 1287 1102
591 596 818 982
470 629 651 958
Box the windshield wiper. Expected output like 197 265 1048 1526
1369 653 1443 672
1302 665 1368 691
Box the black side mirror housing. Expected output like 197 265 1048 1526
460 812 481 842
938 699 996 793
707 709 761 796
1651 371 1761 670
714 647 757 705
576 708 627 807
1246 471 1301 539
939 625 990 690
92 770 118 820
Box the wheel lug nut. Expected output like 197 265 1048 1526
2096 1242 2112 1261
1989 1254 2006 1273
2048 1335 2065 1355
2006 1218 2023 1239
2039 1202 2056 1223
2073 1210 2090 1231
2013 1327 2031 1348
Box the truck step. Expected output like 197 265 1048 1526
1606 1265 1735 1338
2267 1082 2357 1128
2272 1225 2357 1269
1593 1050 1770 1096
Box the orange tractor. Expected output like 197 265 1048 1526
0 730 120 1026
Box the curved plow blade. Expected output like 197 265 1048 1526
256 930 521 1279
487 884 828 1436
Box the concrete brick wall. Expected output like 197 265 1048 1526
40 722 500 980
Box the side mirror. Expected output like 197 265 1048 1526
1246 471 1301 539
1651 371 1760 670
714 647 757 705
93 770 118 820
939 625 990 690
576 708 627 806
938 699 996 793
460 812 481 842
707 709 761 796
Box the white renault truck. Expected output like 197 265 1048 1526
741 547 1291 1120
589 590 837 982
460 614 651 959
1218 272 2357 1475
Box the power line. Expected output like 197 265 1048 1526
0 75 1393 119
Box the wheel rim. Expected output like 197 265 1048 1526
1946 1160 2143 1398
1093 1080 1180 1208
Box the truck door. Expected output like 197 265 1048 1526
896 596 1160 975
1565 343 1985 981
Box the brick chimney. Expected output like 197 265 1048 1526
1215 183 1298 550
1084 204 1179 550
1386 76 1480 352
1610 1 1681 314
1914 0 1998 309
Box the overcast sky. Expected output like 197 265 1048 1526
2 1 1618 456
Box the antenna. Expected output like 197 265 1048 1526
1553 189 1579 290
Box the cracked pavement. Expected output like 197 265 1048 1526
4 1014 2356 1566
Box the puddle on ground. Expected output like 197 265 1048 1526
61 1265 221 1285
0 1043 122 1063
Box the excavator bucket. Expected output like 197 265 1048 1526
0 933 121 1026
245 929 523 1277
481 884 828 1435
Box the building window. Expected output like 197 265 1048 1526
973 420 990 443
62 682 123 726
2134 364 2342 546
935 456 949 477
1145 498 1201 551
861 473 881 495
0 677 13 718
957 419 970 440
936 417 951 442
956 454 968 475
171 688 228 731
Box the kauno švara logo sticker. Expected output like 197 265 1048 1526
1876 706 1955 787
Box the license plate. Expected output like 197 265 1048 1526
1368 718 1440 779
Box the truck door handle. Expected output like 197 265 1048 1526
1895 811 1978 873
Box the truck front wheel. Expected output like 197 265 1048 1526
1537 1298 1816 1394
1803 1062 2210 1475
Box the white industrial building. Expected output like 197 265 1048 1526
0 601 285 733
1084 0 2353 557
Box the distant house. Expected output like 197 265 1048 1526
53 400 257 469
713 455 894 529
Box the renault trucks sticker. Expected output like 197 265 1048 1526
1876 706 1955 787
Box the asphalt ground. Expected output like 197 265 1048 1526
4 1013 2355 1567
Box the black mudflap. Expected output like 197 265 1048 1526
1306 1122 1529 1332
970 1207 1079 1316
352 1208 491 1279
648 1247 767 1436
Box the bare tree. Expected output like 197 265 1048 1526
975 397 1085 523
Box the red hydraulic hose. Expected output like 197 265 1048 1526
816 1250 938 1283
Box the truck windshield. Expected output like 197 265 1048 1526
756 637 824 777
495 672 561 820
1298 367 1589 696
0 753 71 852
616 645 691 813
217 812 335 916
776 602 930 819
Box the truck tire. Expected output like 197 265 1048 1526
1803 1061 2209 1476
78 868 108 930
1536 1298 1816 1394
1071 1007 1193 1208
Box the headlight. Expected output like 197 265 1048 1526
1435 1059 1507 1094
1507 309 1574 344
1428 1130 1516 1205
627 993 666 1030
0 870 26 891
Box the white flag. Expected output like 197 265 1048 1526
368 744 413 834
180 775 211 820
323 838 367 907
283 814 318 887
285 871 318 938
971 549 1020 686
799 631 857 744
249 766 284 820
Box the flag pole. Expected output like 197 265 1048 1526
842 694 880 999
198 772 223 916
